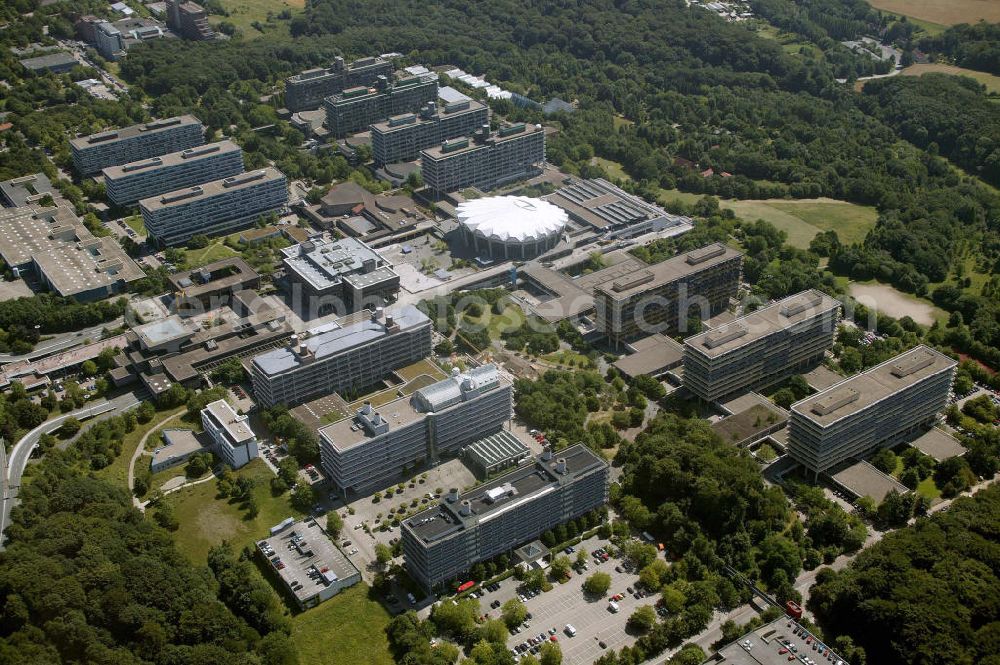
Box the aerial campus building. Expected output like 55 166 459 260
285 55 393 112
402 444 609 590
165 0 214 41
683 290 842 402
70 115 205 176
319 364 513 498
594 243 743 347
457 196 567 260
0 205 143 301
140 167 288 246
324 72 439 138
420 123 545 195
103 140 245 206
788 345 957 475
250 305 432 408
281 236 400 315
370 100 489 166
200 399 259 469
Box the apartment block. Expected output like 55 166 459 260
282 236 399 314
402 445 609 590
104 140 244 206
70 115 204 177
319 365 513 498
285 56 393 112
165 0 214 40
94 21 126 61
683 289 841 401
371 100 488 166
323 72 438 138
250 306 432 408
140 167 287 246
788 345 956 475
420 123 545 195
201 399 259 469
594 243 743 347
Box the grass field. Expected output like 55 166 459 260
181 241 240 269
464 303 526 340
165 459 303 564
591 157 631 182
542 349 594 368
125 216 145 235
900 63 1000 95
95 407 186 489
210 0 303 38
722 198 878 249
289 584 394 665
867 0 1000 26
657 188 704 206
848 281 946 326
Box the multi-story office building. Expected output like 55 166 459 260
319 365 513 497
94 21 126 61
683 290 841 402
250 305 432 408
140 167 287 246
165 0 214 40
402 444 609 590
282 236 399 315
70 115 204 177
789 345 956 475
371 100 488 166
285 56 393 112
420 123 545 195
323 72 438 138
594 243 743 347
103 140 244 206
201 399 259 469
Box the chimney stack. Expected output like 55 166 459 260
385 315 394 328
361 401 373 416
459 499 472 516
446 488 459 503
555 458 567 474
541 445 553 462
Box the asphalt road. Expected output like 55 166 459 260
0 317 126 365
0 391 141 547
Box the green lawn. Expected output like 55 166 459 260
209 0 302 39
612 116 634 130
592 157 631 182
95 407 185 489
657 188 704 206
464 303 526 340
289 584 394 665
165 459 303 564
543 349 594 368
722 198 878 249
125 216 145 235
181 241 240 269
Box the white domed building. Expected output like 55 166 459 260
457 196 567 260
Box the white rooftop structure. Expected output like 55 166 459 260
412 364 501 412
457 196 567 244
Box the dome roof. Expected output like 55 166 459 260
457 196 567 243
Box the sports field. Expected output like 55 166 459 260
900 63 1000 95
867 0 1000 26
722 198 878 249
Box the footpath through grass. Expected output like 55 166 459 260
95 407 185 489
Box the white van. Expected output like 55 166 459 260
564 624 577 637
608 601 620 613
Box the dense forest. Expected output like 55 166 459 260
808 485 1000 665
920 21 1000 75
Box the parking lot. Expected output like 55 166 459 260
453 534 649 664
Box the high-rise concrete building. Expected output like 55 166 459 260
370 100 488 166
103 140 244 206
594 243 743 347
402 444 609 590
201 399 259 469
285 56 393 112
94 21 126 61
281 236 399 314
250 306 432 408
789 345 956 475
323 72 438 138
420 123 545 195
683 290 841 401
140 167 287 246
165 0 214 40
319 365 513 498
70 115 204 177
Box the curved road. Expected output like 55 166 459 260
0 391 141 546
0 318 125 365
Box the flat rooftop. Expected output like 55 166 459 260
283 236 393 292
70 114 200 150
152 428 207 468
203 399 254 445
102 140 241 179
613 334 685 378
20 52 77 70
703 617 845 665
139 167 285 212
168 256 258 297
404 444 607 543
258 521 359 606
464 429 531 466
685 289 841 358
251 305 429 376
370 99 486 134
134 315 191 348
421 123 543 159
910 427 966 461
0 172 56 207
829 459 908 503
545 178 681 231
596 243 743 300
792 345 957 427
